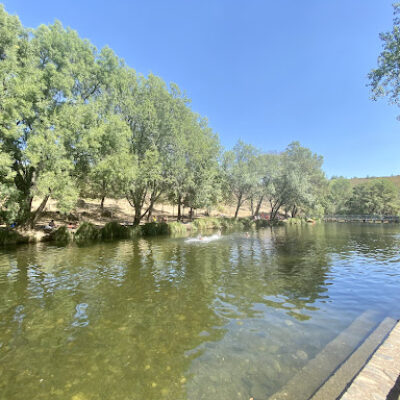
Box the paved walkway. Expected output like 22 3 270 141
341 320 400 400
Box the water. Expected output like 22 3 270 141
0 223 399 400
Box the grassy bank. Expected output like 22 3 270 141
0 217 283 247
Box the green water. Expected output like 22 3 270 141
0 224 399 400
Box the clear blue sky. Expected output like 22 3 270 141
5 0 400 178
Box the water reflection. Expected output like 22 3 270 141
0 224 399 399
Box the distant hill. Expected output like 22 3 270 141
348 175 400 188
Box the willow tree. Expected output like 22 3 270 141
280 142 325 218
113 73 181 224
369 3 400 109
263 142 325 220
222 141 261 218
324 177 352 215
0 9 119 227
184 117 221 217
248 153 280 217
168 111 221 221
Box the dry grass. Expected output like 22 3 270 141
32 197 271 230
349 175 400 188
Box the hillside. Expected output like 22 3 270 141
348 175 400 188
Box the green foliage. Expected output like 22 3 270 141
192 217 222 230
0 228 28 246
47 226 72 245
263 142 326 220
167 222 188 235
284 217 306 225
324 177 352 215
254 219 273 228
369 3 400 108
141 222 169 236
239 218 255 230
346 179 400 215
74 222 100 244
222 141 262 218
101 221 138 240
0 145 18 223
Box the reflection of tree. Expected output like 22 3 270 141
322 223 400 261
206 227 331 321
0 239 227 400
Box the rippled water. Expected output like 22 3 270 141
0 223 399 400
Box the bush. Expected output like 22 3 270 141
100 221 141 240
239 218 255 230
141 222 169 236
255 219 270 228
74 222 100 244
0 228 28 246
168 222 188 235
48 226 72 245
284 217 305 225
192 217 223 230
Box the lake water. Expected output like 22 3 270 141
0 223 399 400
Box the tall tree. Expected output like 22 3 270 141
249 153 280 217
265 142 325 220
369 3 400 109
324 177 352 215
222 141 261 218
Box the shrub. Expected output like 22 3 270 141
192 217 223 230
141 222 169 236
168 222 188 235
255 219 270 228
239 218 255 230
48 226 72 245
74 222 100 244
0 228 28 246
284 217 305 225
101 221 131 240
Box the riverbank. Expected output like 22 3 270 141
0 217 280 247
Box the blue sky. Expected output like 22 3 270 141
5 0 400 178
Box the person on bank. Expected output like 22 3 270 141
44 220 56 232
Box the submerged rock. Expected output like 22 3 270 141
295 350 308 361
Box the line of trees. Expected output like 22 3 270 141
0 6 399 228
324 178 400 216
0 6 222 227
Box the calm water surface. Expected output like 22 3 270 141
0 224 399 399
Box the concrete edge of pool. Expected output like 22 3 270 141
339 319 400 400
268 311 400 400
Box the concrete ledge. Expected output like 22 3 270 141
268 310 379 400
340 320 400 400
311 317 396 400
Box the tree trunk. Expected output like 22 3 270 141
177 197 182 222
291 205 298 218
100 196 105 210
269 200 282 221
28 195 50 229
133 204 142 226
189 207 194 220
255 196 264 217
147 200 156 222
234 194 243 219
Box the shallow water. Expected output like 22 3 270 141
0 223 399 400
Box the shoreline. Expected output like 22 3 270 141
0 217 280 248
